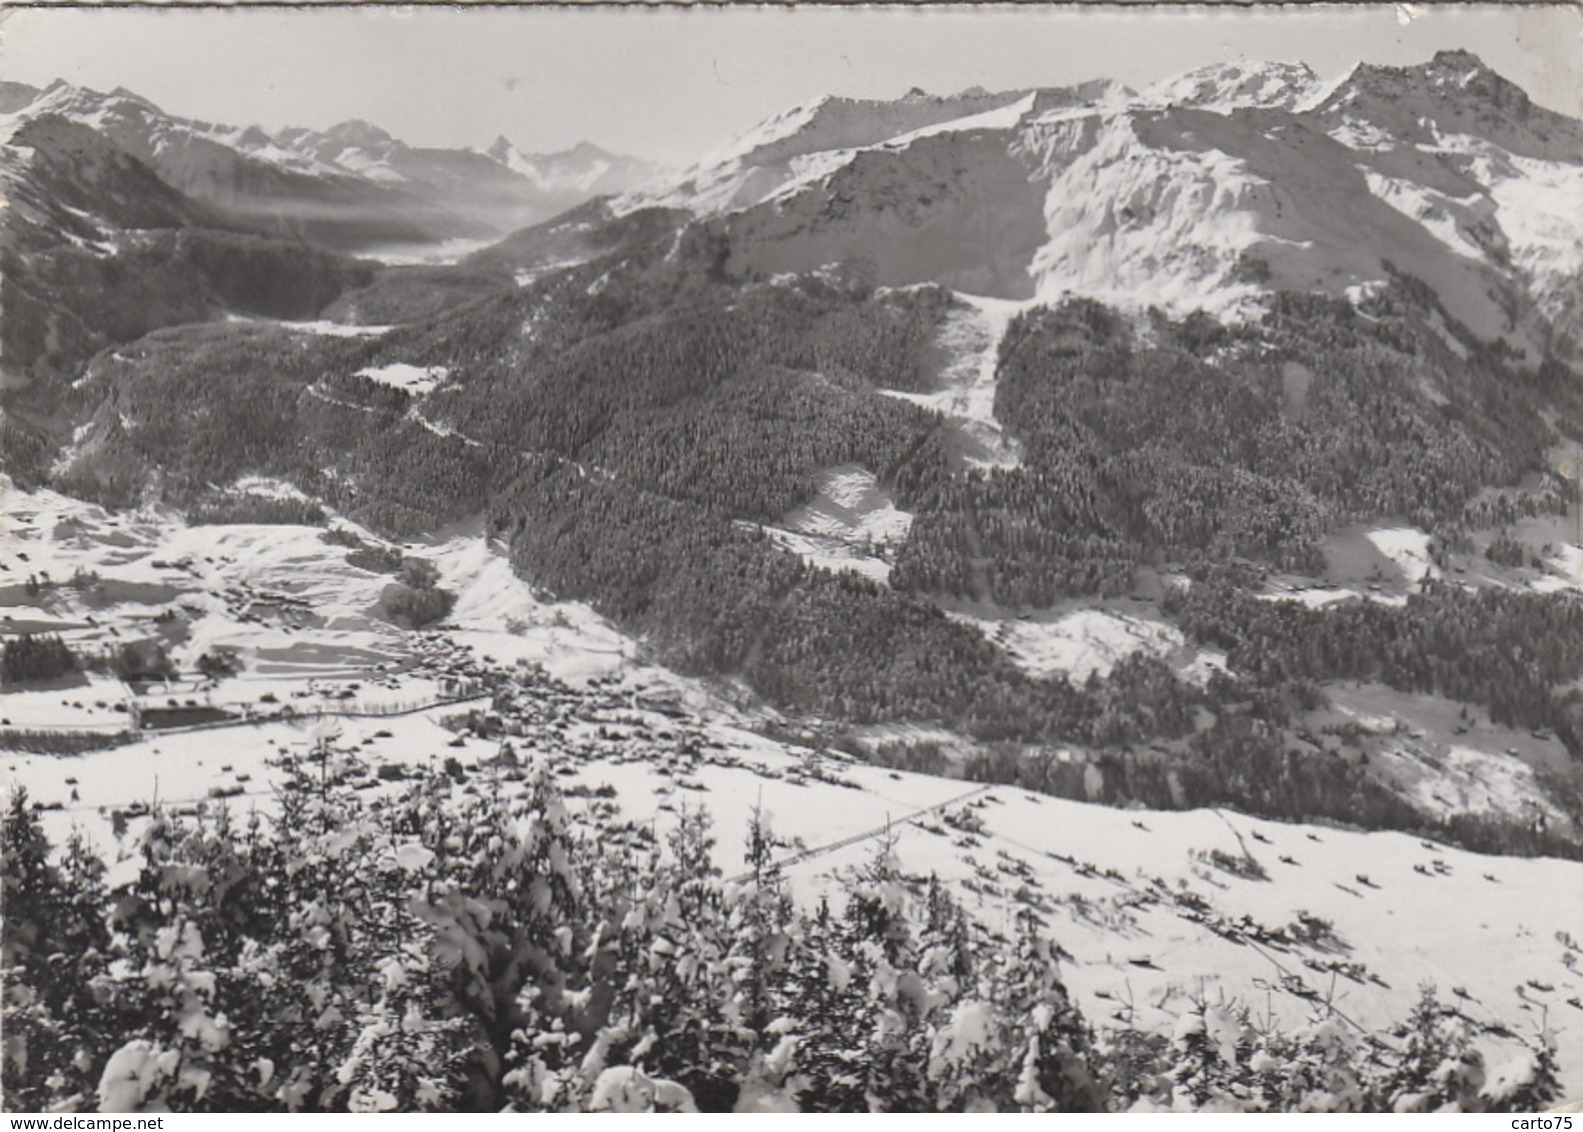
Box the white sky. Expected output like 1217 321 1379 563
1 4 1578 165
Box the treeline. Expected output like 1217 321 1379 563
60 322 363 499
0 634 182 687
892 463 1140 605
492 462 1082 731
62 253 953 535
187 492 325 527
493 467 1246 762
59 321 517 536
957 706 1582 861
3 196 374 388
495 461 1213 748
430 272 953 522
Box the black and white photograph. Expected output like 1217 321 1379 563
2 0 1581 1115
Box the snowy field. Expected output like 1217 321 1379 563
1314 683 1575 836
944 597 1221 685
355 362 450 395
1260 517 1583 609
9 691 1581 1101
756 465 912 584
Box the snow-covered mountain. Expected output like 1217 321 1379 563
624 51 1582 363
0 80 666 252
0 113 215 254
1143 60 1329 112
633 86 1039 214
485 136 661 200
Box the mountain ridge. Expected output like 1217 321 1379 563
613 51 1581 364
1 79 668 252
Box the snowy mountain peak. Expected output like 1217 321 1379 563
1334 50 1506 105
1429 46 1491 74
632 86 1035 214
107 85 161 110
707 88 1030 170
1027 79 1135 117
1314 50 1582 164
322 119 396 149
561 139 615 160
15 80 143 123
1145 60 1321 111
483 135 662 199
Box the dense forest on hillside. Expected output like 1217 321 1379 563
50 229 956 526
3 228 374 388
1166 579 1583 755
24 203 1583 857
893 292 1571 608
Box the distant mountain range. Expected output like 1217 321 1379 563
0 79 664 252
5 51 1579 358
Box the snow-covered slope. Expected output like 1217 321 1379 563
6 471 1583 1102
0 483 651 706
1144 61 1327 112
3 80 348 188
627 54 1581 362
9 629 1582 1100
629 87 1032 215
881 291 1028 469
755 465 915 584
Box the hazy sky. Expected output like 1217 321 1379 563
2 4 1578 165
